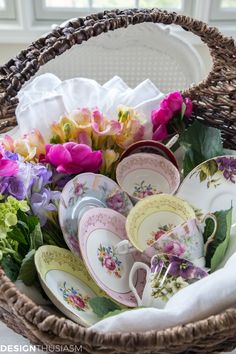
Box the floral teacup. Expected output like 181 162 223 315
129 254 208 308
116 153 180 203
144 214 217 268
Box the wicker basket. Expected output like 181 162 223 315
0 8 236 354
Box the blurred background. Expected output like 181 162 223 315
0 0 235 76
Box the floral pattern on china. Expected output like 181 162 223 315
97 244 123 278
133 180 160 199
59 173 133 256
146 224 173 246
150 255 207 302
191 156 236 188
60 281 90 311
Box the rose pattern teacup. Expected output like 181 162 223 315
129 254 208 308
144 214 217 267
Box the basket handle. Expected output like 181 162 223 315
0 8 235 133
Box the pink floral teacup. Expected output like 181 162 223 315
129 254 208 308
116 153 180 203
144 214 217 267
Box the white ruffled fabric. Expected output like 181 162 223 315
15 74 164 141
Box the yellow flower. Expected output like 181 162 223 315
69 108 92 131
51 115 79 143
14 139 37 161
13 129 45 161
116 106 145 149
100 149 120 176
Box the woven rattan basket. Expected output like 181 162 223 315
1 8 236 354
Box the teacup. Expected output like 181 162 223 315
116 212 217 267
119 137 179 168
129 254 208 308
116 153 180 203
144 214 217 268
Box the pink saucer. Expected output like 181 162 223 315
78 208 145 307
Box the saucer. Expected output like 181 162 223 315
177 156 236 225
34 245 108 326
116 153 180 202
119 140 178 168
59 173 133 256
126 194 195 252
79 208 145 307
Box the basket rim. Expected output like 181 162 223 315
1 268 236 351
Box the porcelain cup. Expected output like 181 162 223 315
144 214 217 268
116 213 217 268
129 254 208 308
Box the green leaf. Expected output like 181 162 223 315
1 254 20 282
7 226 27 245
182 149 197 177
30 223 43 251
17 249 37 286
180 121 224 176
89 297 121 318
205 207 233 271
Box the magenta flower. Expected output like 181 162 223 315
104 257 116 271
185 97 193 117
151 106 172 130
45 142 102 174
0 152 18 177
152 124 168 141
69 294 86 309
166 91 183 112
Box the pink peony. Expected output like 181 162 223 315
104 257 116 271
152 124 168 141
0 152 18 177
151 107 172 130
166 91 183 112
185 97 193 118
45 142 102 174
162 240 186 257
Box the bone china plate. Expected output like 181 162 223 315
126 194 195 252
177 156 236 226
79 208 145 307
34 245 108 326
59 173 133 257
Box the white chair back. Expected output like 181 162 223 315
38 22 204 93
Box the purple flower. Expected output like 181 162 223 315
30 188 60 226
168 256 195 280
4 151 19 161
151 256 164 273
194 266 208 279
7 176 26 200
216 157 236 183
30 164 52 193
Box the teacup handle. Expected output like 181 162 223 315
114 240 136 255
129 262 150 307
201 214 218 254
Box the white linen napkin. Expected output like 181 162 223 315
90 251 236 333
15 74 164 141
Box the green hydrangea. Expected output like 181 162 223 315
0 196 29 237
